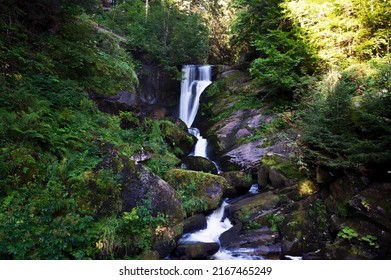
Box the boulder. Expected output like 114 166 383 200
220 171 254 195
183 214 207 234
89 147 184 258
165 169 229 215
326 174 367 215
279 197 332 256
206 109 273 157
182 156 218 174
348 182 391 231
89 90 140 115
225 191 280 223
223 227 281 260
159 121 196 157
173 242 220 259
120 163 184 224
219 221 242 247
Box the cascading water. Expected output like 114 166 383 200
176 65 272 260
179 65 212 158
177 65 239 259
180 201 232 244
179 65 212 129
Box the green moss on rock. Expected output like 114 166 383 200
165 169 230 216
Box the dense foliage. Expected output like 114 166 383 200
0 0 390 260
231 0 391 173
95 0 209 76
0 0 202 259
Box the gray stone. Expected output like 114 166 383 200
174 242 220 259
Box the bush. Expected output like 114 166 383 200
298 57 391 170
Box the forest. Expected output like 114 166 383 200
0 0 390 259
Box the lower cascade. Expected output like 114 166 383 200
180 201 232 244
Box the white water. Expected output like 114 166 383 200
188 128 208 158
180 201 232 244
179 65 212 159
179 65 212 128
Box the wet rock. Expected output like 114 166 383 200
182 156 218 174
174 242 220 259
220 171 254 195
224 227 281 259
183 214 207 234
219 221 242 247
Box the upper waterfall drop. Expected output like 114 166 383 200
179 65 212 128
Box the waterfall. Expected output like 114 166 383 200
180 201 232 244
179 65 212 158
179 65 212 128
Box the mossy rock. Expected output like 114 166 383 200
261 154 306 181
225 191 280 224
280 198 332 256
317 217 391 259
121 163 185 224
173 242 220 259
152 222 184 258
348 182 391 231
326 174 367 215
165 169 229 215
159 121 196 157
220 171 254 195
182 156 218 174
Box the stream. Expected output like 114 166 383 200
176 65 265 260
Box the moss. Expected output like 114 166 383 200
298 179 318 196
262 154 306 180
164 169 228 216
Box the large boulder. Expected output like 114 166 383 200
279 197 332 256
159 121 196 157
182 156 218 174
89 90 140 115
165 169 230 215
220 171 254 195
89 147 185 258
206 109 273 157
173 242 220 259
225 191 280 224
120 163 184 224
